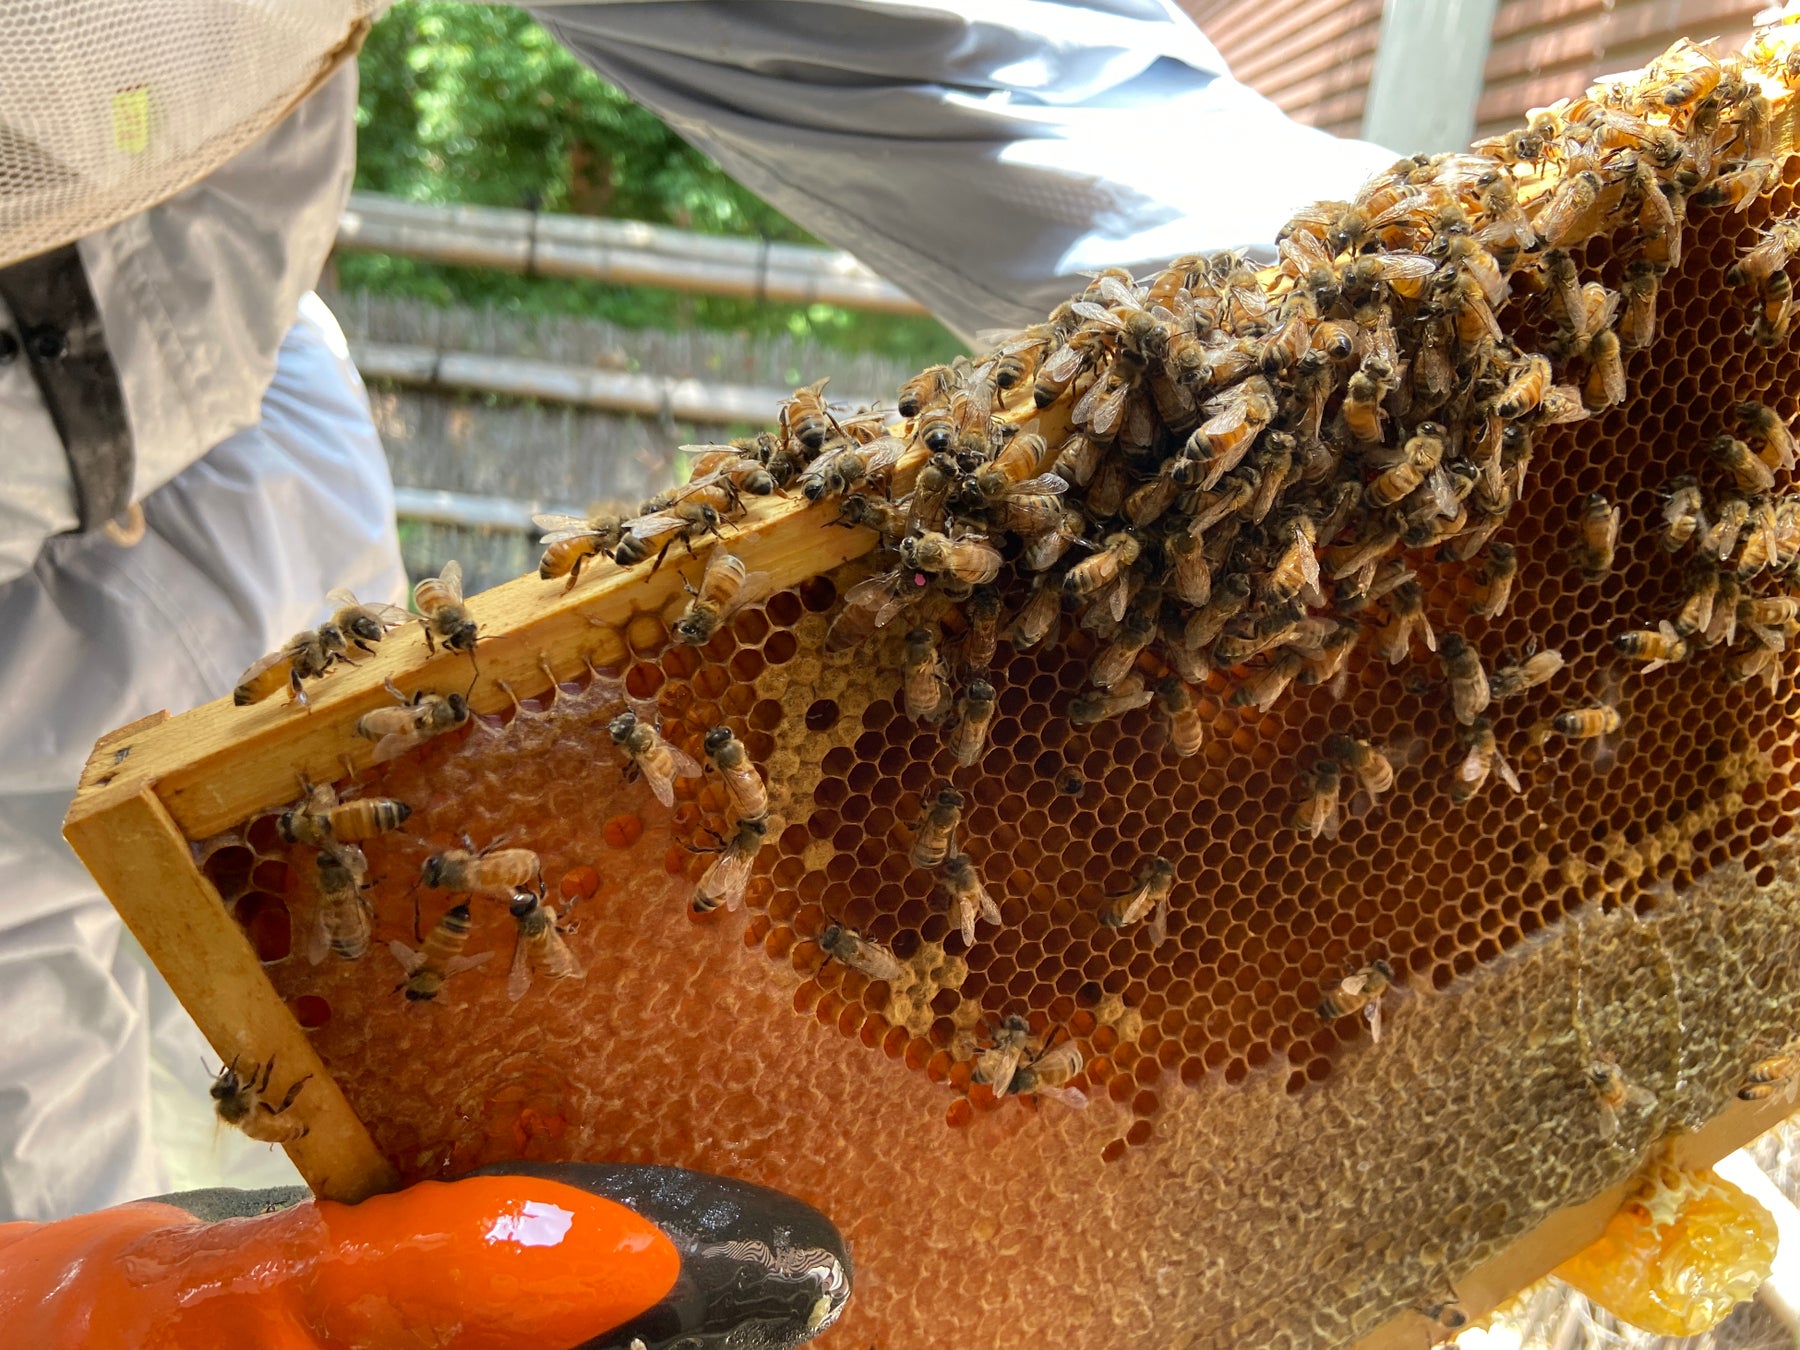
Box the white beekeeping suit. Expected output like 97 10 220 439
0 0 1396 1221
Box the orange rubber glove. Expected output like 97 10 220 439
0 1162 850 1349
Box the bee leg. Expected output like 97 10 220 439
268 1073 312 1115
420 620 437 654
650 535 678 575
256 1057 275 1095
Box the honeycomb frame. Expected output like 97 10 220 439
61 35 1800 1349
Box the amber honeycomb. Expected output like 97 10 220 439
193 115 1800 1350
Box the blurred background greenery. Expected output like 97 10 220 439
347 2 964 369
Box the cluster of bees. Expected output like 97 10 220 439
219 36 1800 1134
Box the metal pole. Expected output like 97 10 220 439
1360 0 1501 155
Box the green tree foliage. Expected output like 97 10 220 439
346 3 961 366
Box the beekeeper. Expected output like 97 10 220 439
0 0 1397 1222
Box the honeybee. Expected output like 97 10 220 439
1468 542 1517 619
1696 157 1778 213
1263 513 1322 605
210 1056 310 1144
1754 268 1795 348
1022 505 1085 573
1317 960 1393 1042
1162 530 1212 608
1713 435 1776 494
900 531 1002 585
1092 612 1157 689
1006 575 1062 650
613 500 727 571
781 377 836 451
961 586 1003 672
799 435 908 503
1740 595 1800 650
1439 633 1490 726
1729 642 1783 694
1373 581 1436 665
833 491 909 543
390 903 493 1002
1536 169 1601 247
1290 757 1343 841
1490 645 1565 699
1069 675 1154 726
1155 676 1204 759
902 627 950 723
1613 620 1689 673
1574 494 1621 582
506 889 584 1002
947 679 998 768
692 817 768 913
910 786 964 870
972 1014 1034 1097
1326 733 1394 807
1737 1038 1800 1101
1339 358 1392 443
1671 563 1720 639
233 626 345 706
1193 377 1278 485
905 453 958 535
1660 476 1705 551
681 446 780 498
1007 1033 1087 1107
1587 1051 1653 1142
610 710 704 808
533 512 623 589
1548 704 1622 742
1617 261 1660 351
674 551 770 646
1232 651 1306 714
1700 494 1752 562
305 850 372 965
1064 532 1143 621
278 784 410 853
1415 1291 1470 1335
1451 716 1520 804
1580 329 1625 412
413 560 478 656
1369 425 1446 508
1495 354 1550 420
702 725 769 828
1738 401 1796 473
1099 856 1176 945
941 852 1001 946
898 364 958 419
818 922 906 983
355 677 472 763
421 836 542 900
1730 219 1800 290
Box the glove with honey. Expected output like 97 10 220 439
0 1162 850 1349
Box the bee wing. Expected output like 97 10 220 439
1365 1001 1383 1044
1070 300 1125 330
624 512 686 540
955 894 977 946
678 442 737 456
1006 474 1069 497
719 571 774 621
534 513 595 541
669 745 704 779
1597 1101 1619 1141
977 881 1002 927
1041 1085 1089 1109
1040 342 1085 382
1339 971 1372 997
304 910 332 966
862 436 909 477
444 950 495 977
387 940 425 976
366 602 412 627
439 560 464 605
324 840 369 884
235 646 291 689
1148 894 1169 948
1295 527 1322 595
507 933 533 1002
325 587 360 610
1456 746 1489 785
372 726 425 764
1375 251 1437 280
698 849 757 912
1096 274 1140 307
1104 575 1130 624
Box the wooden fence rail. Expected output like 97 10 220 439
337 191 927 315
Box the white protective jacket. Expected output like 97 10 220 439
0 1 1397 1220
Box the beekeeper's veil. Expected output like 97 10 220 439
0 1 380 267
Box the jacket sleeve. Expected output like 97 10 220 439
528 1 1400 341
